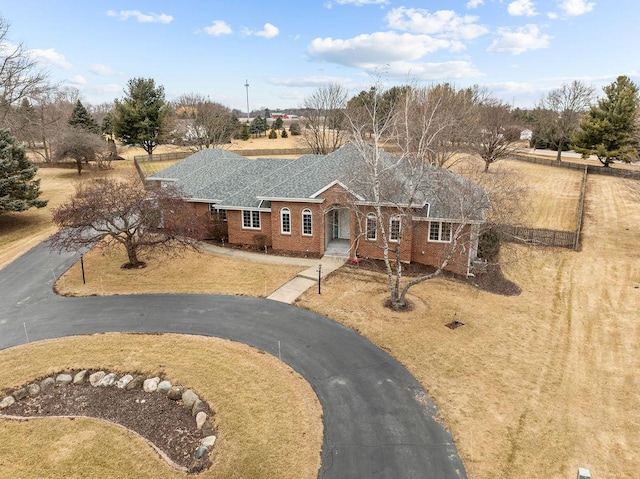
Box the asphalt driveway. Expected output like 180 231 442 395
0 242 467 479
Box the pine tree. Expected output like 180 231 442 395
239 123 251 141
281 127 288 138
68 100 100 134
0 129 47 214
573 75 640 167
268 128 277 139
273 116 284 130
289 121 301 136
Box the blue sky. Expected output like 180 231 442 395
1 1 637 111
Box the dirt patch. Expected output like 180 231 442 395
1 377 211 473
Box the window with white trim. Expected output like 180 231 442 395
242 210 261 229
429 221 452 242
302 209 312 236
209 204 227 221
280 207 291 234
366 214 377 240
389 216 401 242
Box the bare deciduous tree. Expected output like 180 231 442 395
302 83 348 154
53 127 109 174
49 176 207 268
470 99 522 172
535 80 594 162
172 93 238 150
346 84 491 310
0 16 50 124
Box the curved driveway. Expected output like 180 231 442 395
0 243 467 479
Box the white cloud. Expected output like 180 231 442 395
382 60 483 80
70 75 87 85
27 48 72 69
106 10 173 24
386 7 488 40
547 11 559 19
487 24 551 54
558 0 595 16
508 0 538 16
467 0 484 8
204 20 232 36
90 63 114 76
308 31 453 67
255 23 279 39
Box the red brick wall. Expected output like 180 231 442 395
410 221 472 275
353 207 414 262
270 201 324 255
227 210 273 247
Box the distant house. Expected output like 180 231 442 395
148 144 489 276
520 129 533 141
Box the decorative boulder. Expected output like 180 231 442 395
39 377 55 392
0 396 15 409
89 371 106 387
182 389 199 410
195 411 207 430
201 435 216 448
26 383 40 396
192 399 208 417
167 385 184 401
143 377 160 393
116 374 133 389
56 374 73 386
201 420 215 437
195 445 208 459
157 380 171 395
126 375 145 390
12 388 28 401
99 373 118 387
73 370 88 384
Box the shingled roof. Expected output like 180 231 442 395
149 143 489 221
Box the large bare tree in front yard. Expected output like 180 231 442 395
49 176 207 268
346 84 491 310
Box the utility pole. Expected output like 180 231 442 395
244 79 250 122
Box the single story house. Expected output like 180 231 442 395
148 143 490 276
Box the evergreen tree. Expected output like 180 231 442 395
273 116 284 130
268 128 277 139
113 78 169 155
289 121 301 136
68 100 100 133
239 123 251 141
102 111 114 139
573 75 639 167
281 127 288 138
0 129 47 214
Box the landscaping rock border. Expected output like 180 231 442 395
0 370 217 473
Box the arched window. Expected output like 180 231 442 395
302 209 313 236
366 214 377 240
280 207 291 234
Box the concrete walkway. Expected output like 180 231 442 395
200 243 347 304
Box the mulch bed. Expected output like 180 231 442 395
347 257 521 296
0 383 210 473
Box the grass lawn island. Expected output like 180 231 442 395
148 143 490 276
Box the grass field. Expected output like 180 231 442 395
0 334 322 478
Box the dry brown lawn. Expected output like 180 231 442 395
0 334 322 479
55 246 306 297
297 173 640 479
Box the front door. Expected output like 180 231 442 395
331 208 350 240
